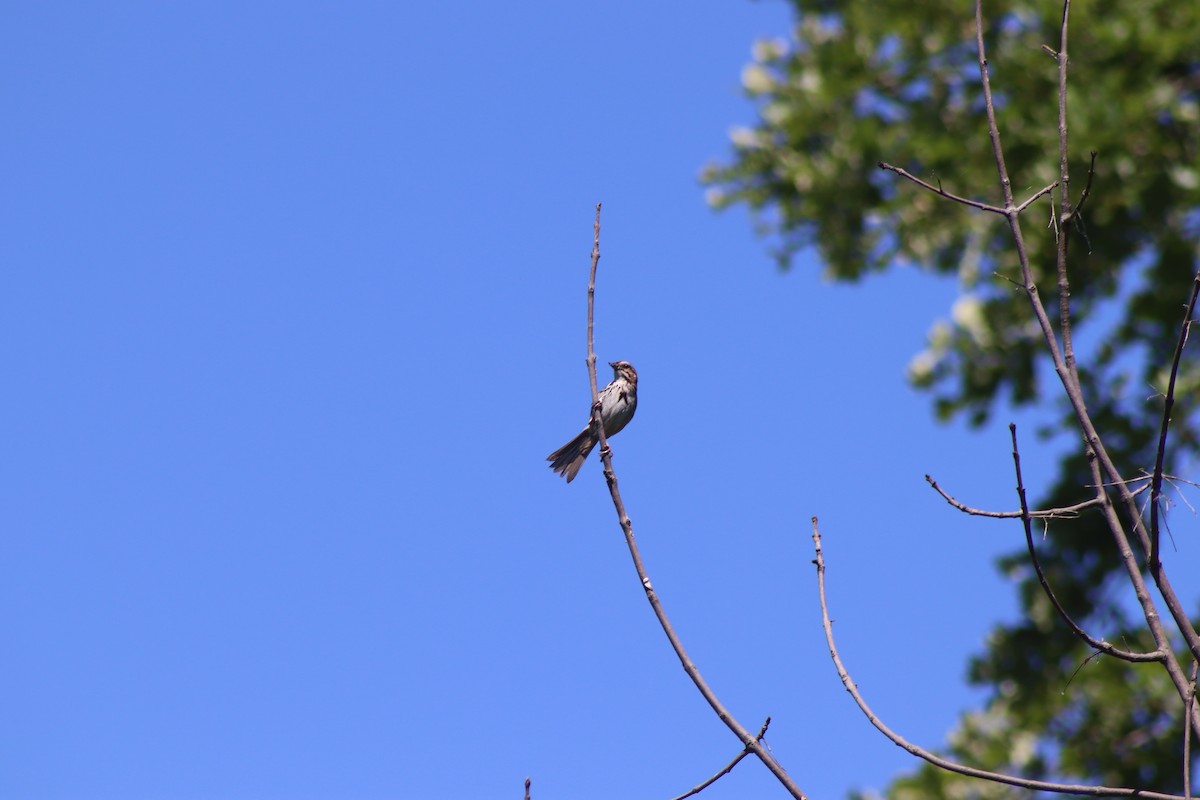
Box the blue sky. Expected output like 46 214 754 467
4 2 1174 799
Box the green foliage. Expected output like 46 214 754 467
706 0 1200 794
704 0 1200 426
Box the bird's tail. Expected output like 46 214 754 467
547 427 596 483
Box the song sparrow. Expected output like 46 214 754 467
547 360 638 482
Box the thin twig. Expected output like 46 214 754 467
670 718 772 800
1062 649 1107 691
1074 151 1098 216
1052 0 1080 390
1016 181 1061 213
1066 151 1098 254
811 516 1188 800
1101 473 1157 490
1164 475 1198 514
926 473 1100 518
877 162 1007 213
583 205 807 800
524 777 531 800
1009 424 1163 662
1149 269 1200 569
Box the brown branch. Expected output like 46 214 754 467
669 718 772 800
1149 269 1200 569
926 473 1100 519
1016 180 1061 213
1009 424 1163 663
1082 441 1200 739
877 162 1007 214
1045 3 1200 668
872 0 1200 763
583 205 808 800
972 0 1200 678
1052 0 1080 392
524 777 531 800
1060 0 1200 691
811 516 1189 800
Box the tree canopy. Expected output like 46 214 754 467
705 0 1200 793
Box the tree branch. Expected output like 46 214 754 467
812 516 1189 800
1149 268 1200 569
1016 180 1061 213
583 205 808 800
972 0 1200 681
926 473 1103 519
1009 424 1164 663
1052 0 1080 391
669 718 772 800
877 161 1011 214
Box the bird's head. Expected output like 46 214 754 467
609 360 637 386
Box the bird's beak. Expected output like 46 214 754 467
608 361 617 368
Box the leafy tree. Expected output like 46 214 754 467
704 0 1200 794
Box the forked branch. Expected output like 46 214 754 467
669 717 772 800
876 161 1056 215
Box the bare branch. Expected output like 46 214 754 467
1082 443 1200 739
1015 181 1060 214
1064 151 1098 254
583 206 807 800
1052 0 1080 390
1149 269 1200 569
877 161 1007 213
1009 424 1163 663
926 473 1099 519
812 516 1188 800
670 718 772 800
872 0 1200 773
972 0 1200 670
1074 151 1098 216
975 1 1018 215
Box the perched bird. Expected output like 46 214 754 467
547 361 638 482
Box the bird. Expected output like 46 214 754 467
547 361 638 482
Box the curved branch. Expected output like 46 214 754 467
811 517 1188 800
1081 441 1200 739
926 473 1101 519
1009 424 1164 663
1149 269 1200 568
583 205 808 800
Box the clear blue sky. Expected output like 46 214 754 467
1 3 1107 799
